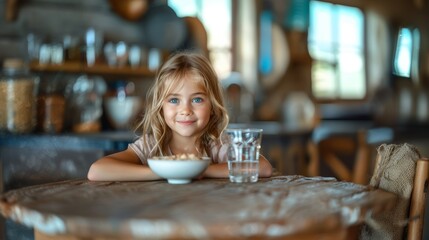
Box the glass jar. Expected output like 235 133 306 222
37 79 66 133
67 75 106 133
0 59 39 134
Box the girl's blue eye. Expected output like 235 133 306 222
168 98 179 104
192 97 203 103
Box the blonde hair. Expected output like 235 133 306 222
137 52 229 157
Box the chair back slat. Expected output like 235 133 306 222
408 158 429 240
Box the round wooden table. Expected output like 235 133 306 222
0 176 396 240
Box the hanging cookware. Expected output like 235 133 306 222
141 4 188 51
109 0 149 21
182 16 209 57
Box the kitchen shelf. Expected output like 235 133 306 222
29 61 156 78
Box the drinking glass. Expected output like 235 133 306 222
224 128 263 183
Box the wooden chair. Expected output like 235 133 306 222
306 130 372 184
363 144 428 240
306 127 394 185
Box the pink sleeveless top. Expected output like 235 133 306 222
128 134 228 165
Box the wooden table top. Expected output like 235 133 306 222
0 176 397 240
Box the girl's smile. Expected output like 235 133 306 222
177 120 196 125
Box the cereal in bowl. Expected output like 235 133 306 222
153 153 203 160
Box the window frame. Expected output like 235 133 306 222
308 0 368 103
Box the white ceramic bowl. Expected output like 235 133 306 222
147 157 211 184
104 96 142 130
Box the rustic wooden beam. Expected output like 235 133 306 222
5 0 19 21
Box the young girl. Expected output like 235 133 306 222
87 52 273 181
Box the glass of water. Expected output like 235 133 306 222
224 128 263 183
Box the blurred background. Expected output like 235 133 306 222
1 0 429 239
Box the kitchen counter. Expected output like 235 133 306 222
0 131 138 152
0 131 140 192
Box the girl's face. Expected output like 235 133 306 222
162 76 212 140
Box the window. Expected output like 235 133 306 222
393 27 421 81
308 1 365 100
393 28 412 78
168 0 232 79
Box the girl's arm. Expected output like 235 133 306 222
87 148 162 181
202 162 230 178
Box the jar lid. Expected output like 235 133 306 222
1 58 34 78
3 58 25 70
